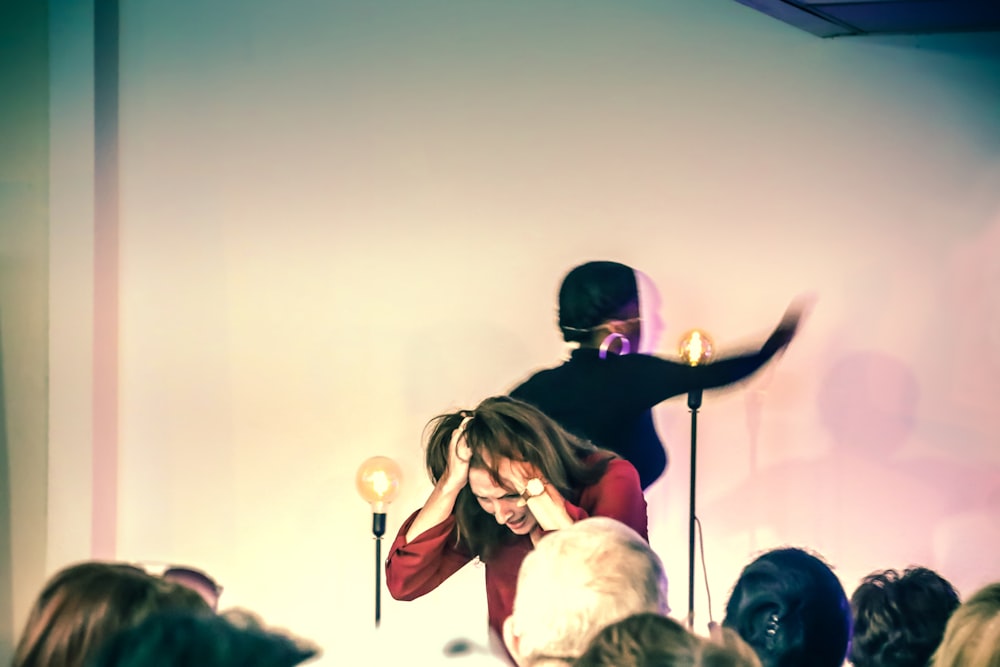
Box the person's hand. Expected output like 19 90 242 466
441 416 472 492
508 461 573 532
771 291 818 349
405 415 474 542
507 460 542 508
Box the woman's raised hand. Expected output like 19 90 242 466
405 415 474 542
441 416 473 492
768 291 818 351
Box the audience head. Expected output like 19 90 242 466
572 613 761 667
557 261 641 350
425 395 616 559
503 516 668 666
722 547 851 667
704 624 765 667
572 612 699 667
12 560 211 667
163 565 224 611
849 566 960 667
90 608 318 667
932 581 1000 667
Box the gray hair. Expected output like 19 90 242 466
508 517 669 664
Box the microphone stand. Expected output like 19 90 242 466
687 387 702 630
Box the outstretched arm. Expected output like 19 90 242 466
689 293 814 391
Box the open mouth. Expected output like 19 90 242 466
507 516 527 530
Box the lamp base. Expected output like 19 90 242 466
373 512 387 538
688 388 703 410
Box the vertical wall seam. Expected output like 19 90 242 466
92 0 118 559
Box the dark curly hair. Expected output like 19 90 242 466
849 567 960 667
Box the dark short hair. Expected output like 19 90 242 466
849 567 960 667
722 547 851 667
557 261 638 343
90 609 318 667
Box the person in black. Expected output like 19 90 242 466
509 260 806 490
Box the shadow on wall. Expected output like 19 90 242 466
0 308 14 660
701 350 1000 587
928 202 1000 595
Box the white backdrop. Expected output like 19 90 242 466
51 0 1000 662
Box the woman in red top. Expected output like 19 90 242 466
385 395 649 643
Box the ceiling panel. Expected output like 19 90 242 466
734 0 1000 37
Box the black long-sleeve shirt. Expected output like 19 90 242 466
510 328 791 489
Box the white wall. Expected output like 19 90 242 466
39 0 1000 662
0 3 50 662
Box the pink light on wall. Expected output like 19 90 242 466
92 0 119 559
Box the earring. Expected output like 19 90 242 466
599 333 631 359
764 612 780 650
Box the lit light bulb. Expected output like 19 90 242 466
356 456 403 513
679 330 714 366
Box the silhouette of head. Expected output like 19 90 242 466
723 547 851 667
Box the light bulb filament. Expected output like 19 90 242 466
371 471 391 498
679 329 714 367
686 335 704 364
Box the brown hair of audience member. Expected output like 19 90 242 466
573 612 697 667
931 581 1000 667
706 625 764 667
90 607 319 667
12 561 211 667
573 613 761 667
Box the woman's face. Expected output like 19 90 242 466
468 457 539 536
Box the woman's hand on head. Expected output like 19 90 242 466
441 416 473 492
405 415 473 542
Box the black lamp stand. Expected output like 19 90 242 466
686 388 702 630
373 512 386 627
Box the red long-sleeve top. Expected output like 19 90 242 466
384 457 648 640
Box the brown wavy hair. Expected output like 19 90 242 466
575 613 762 667
13 561 211 667
424 395 615 560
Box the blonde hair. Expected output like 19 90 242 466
932 582 1000 667
509 517 668 663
